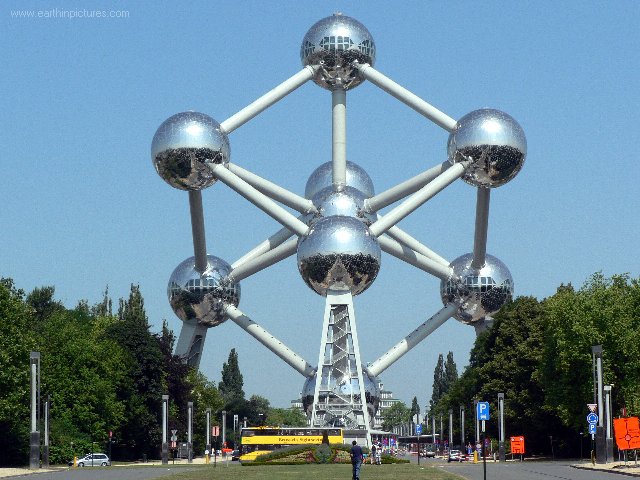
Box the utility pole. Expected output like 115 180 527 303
29 352 41 470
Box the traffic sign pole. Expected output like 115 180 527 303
481 420 487 480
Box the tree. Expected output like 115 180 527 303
266 407 307 427
444 351 458 387
219 349 244 401
410 396 420 422
25 286 64 323
430 354 446 410
382 402 410 431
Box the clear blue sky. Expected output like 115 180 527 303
2 1 638 410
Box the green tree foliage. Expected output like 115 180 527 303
430 353 445 412
0 279 37 466
219 348 244 401
382 401 410 431
266 407 308 427
444 351 458 387
410 396 420 422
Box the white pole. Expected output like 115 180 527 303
228 163 317 214
31 360 37 432
378 235 452 280
231 224 297 269
364 161 450 213
366 304 456 377
220 66 316 134
209 164 309 236
597 355 604 427
224 304 316 377
188 402 193 462
188 191 208 273
354 63 457 132
471 187 491 269
206 408 211 451
227 238 297 283
332 89 347 191
385 225 449 267
369 162 468 237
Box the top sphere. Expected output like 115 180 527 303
301 13 375 90
305 160 375 200
152 111 230 191
447 109 526 188
440 253 514 324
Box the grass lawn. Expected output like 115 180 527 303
163 463 463 480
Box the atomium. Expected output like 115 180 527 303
297 215 381 296
150 13 526 440
448 108 526 188
440 253 514 324
152 111 230 191
301 13 376 90
168 255 240 327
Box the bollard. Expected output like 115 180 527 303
473 451 478 464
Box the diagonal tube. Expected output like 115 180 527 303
231 224 298 269
354 63 458 132
227 238 297 283
188 191 208 273
228 162 316 214
471 187 491 269
386 224 449 267
209 164 309 236
369 161 469 237
364 161 450 213
378 235 452 281
366 304 457 377
225 304 316 378
220 66 317 134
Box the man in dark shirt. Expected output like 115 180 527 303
350 440 364 480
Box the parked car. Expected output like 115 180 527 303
447 450 462 462
424 449 436 458
231 449 241 461
69 453 111 467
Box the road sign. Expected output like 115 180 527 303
212 426 219 437
587 413 598 424
416 424 422 435
587 403 597 413
171 429 177 435
511 436 525 454
588 423 597 435
477 402 490 421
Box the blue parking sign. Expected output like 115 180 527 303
588 423 597 435
416 424 422 435
477 402 490 421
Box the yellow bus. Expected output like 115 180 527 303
239 427 344 461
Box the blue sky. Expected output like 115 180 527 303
2 1 638 410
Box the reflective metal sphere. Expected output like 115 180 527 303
305 160 375 200
301 13 375 90
440 253 514 324
167 255 240 327
297 216 381 296
306 186 375 226
301 368 380 426
448 109 526 188
152 111 230 191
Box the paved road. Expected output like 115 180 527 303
437 460 633 480
2 466 210 480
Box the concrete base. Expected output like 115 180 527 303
606 438 614 462
162 442 168 464
498 442 505 462
29 432 40 469
595 427 606 464
42 445 49 467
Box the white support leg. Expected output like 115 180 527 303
354 63 457 132
227 238 297 282
188 191 208 273
224 304 316 378
228 162 317 214
332 89 347 191
378 235 452 280
209 164 309 236
385 224 450 267
369 161 469 237
366 304 457 377
175 320 209 368
471 187 491 269
220 66 317 134
364 161 450 213
231 224 298 269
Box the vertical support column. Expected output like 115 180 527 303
471 187 490 269
188 402 193 463
188 190 208 273
174 320 209 369
162 395 169 464
498 393 506 462
332 88 347 192
592 345 606 464
206 408 211 458
29 352 40 470
221 410 227 449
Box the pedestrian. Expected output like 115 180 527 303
375 441 382 465
350 440 364 480
370 442 376 464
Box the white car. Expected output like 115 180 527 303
72 453 111 467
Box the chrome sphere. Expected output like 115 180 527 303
152 111 230 191
301 13 375 90
297 216 381 296
448 109 526 188
305 160 375 200
167 255 240 327
440 253 514 324
307 186 375 226
301 368 380 425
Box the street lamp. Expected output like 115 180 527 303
258 413 264 426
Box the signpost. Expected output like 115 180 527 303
477 402 490 480
416 423 422 465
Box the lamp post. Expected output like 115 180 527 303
206 408 211 459
460 405 465 449
162 395 169 464
498 393 505 462
29 352 41 470
188 402 193 463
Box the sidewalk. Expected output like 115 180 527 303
572 460 640 477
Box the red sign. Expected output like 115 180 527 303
170 441 177 448
614 417 640 451
510 436 525 454
212 426 220 437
